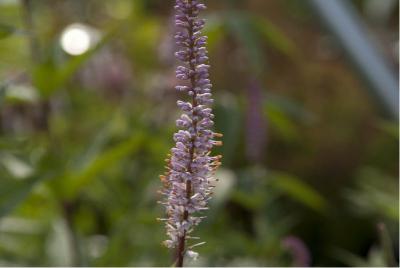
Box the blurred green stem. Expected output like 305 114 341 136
377 222 397 267
21 0 50 131
21 0 40 63
62 201 82 267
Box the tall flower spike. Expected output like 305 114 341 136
159 0 222 266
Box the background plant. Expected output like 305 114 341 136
0 0 398 266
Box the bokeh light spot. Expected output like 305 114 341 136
60 23 95 55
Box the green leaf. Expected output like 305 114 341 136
62 133 146 200
269 171 328 213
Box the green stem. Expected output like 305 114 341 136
62 201 82 267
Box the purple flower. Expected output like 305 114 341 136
282 236 311 267
159 0 222 266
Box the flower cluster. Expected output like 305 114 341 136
159 0 222 264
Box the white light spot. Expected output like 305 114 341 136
60 23 99 56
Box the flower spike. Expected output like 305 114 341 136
160 0 222 266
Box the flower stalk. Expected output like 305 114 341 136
159 0 222 266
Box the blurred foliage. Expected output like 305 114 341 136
0 0 398 266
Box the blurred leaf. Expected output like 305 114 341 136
231 190 266 210
224 11 265 74
366 246 387 267
377 223 397 267
227 167 274 211
345 167 399 221
62 133 146 200
332 248 371 267
264 103 298 140
129 18 160 67
216 11 295 73
33 29 114 98
265 93 317 124
204 15 225 50
46 218 74 266
333 244 390 267
0 217 42 234
213 93 242 166
72 122 116 171
212 168 236 206
0 152 34 179
0 176 45 218
3 84 39 104
269 171 327 213
0 82 6 108
376 120 398 139
0 24 15 39
250 15 295 56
